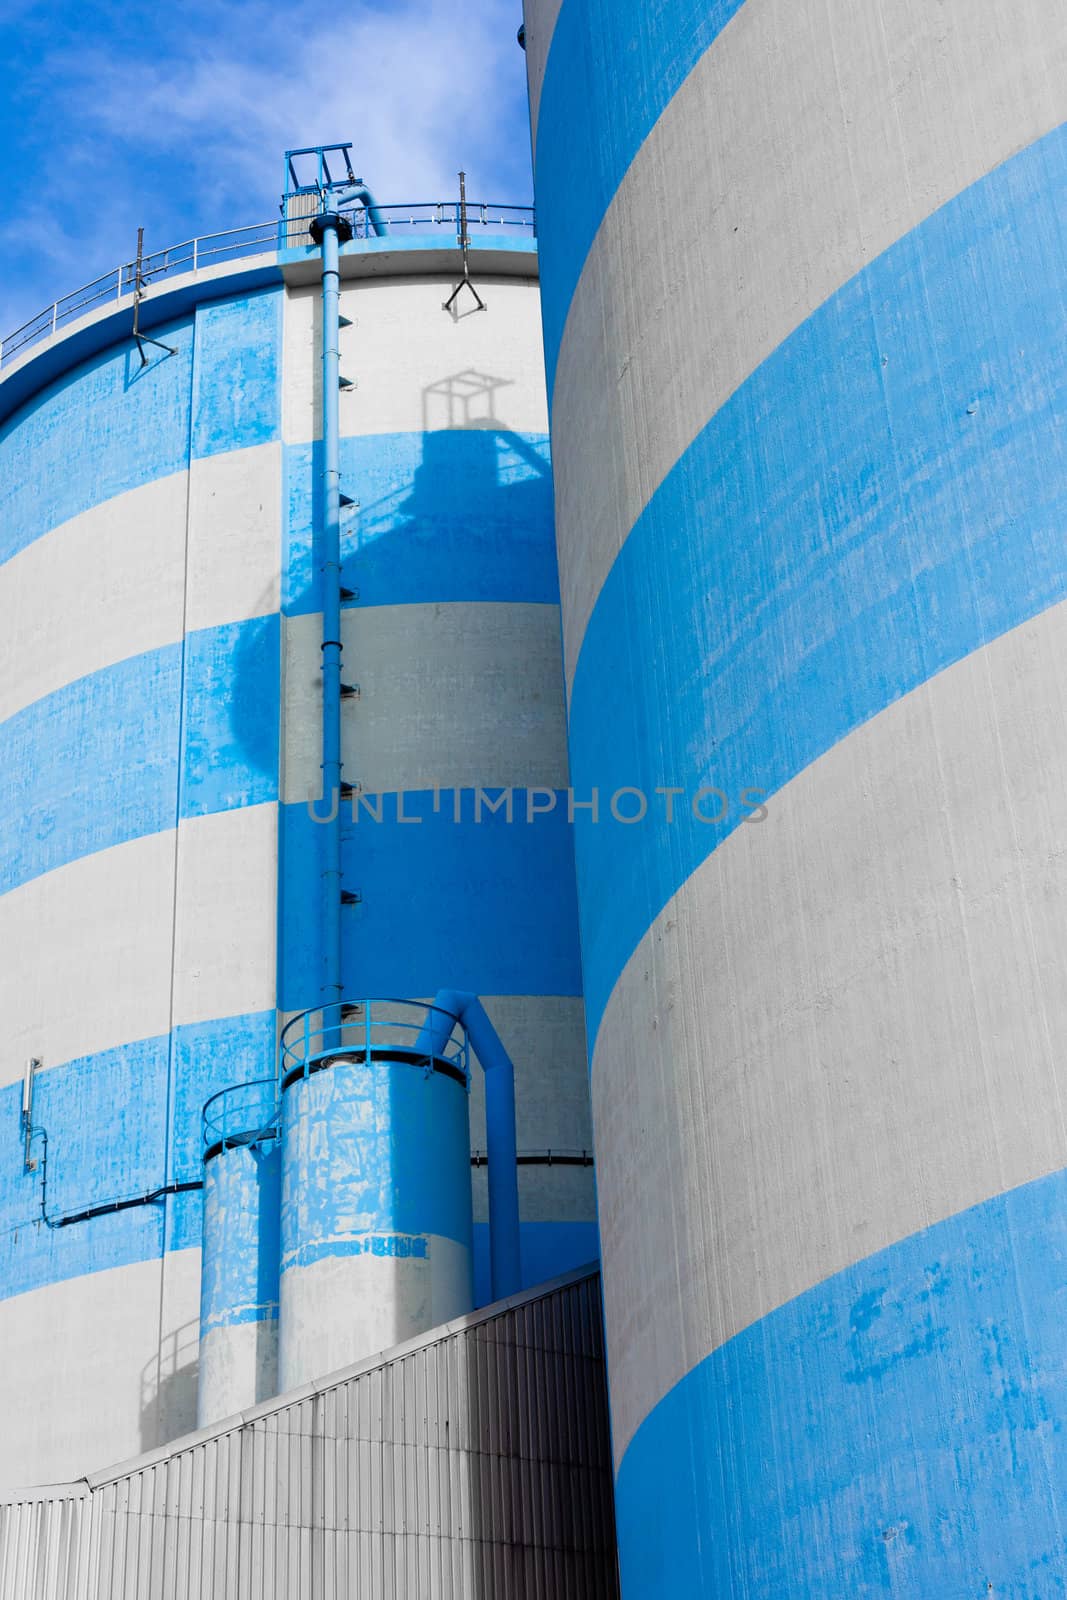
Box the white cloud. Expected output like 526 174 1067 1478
73 0 530 213
1 0 533 337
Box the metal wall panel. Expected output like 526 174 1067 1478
0 1269 617 1600
0 1489 90 1600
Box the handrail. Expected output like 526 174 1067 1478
202 1077 279 1153
0 199 536 373
279 997 469 1086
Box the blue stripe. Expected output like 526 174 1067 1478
280 1055 472 1267
0 320 194 566
278 789 583 1011
473 1219 600 1308
0 1011 276 1301
179 617 280 819
200 1142 280 1335
0 616 279 892
283 430 556 615
568 121 1067 1044
0 290 284 566
0 266 285 433
615 1166 1067 1596
534 0 745 391
190 289 282 459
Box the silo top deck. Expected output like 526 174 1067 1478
0 217 539 427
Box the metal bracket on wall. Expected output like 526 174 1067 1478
444 171 487 315
21 1058 40 1170
131 227 178 366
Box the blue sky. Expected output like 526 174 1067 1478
0 0 533 337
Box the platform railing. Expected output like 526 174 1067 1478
279 998 470 1087
0 200 536 372
201 1077 279 1155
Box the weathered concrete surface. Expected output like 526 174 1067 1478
282 602 570 802
0 1249 201 1489
549 0 1067 688
282 277 547 447
594 601 1067 1464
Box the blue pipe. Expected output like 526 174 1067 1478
316 215 344 1035
346 184 389 238
328 182 389 239
418 991 522 1300
310 183 386 1033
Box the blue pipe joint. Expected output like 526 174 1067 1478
309 210 353 245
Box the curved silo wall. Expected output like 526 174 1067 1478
524 0 1067 1591
0 238 597 1488
0 290 284 1486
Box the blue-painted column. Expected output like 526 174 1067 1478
277 1049 473 1390
197 1086 281 1425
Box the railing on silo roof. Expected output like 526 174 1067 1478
0 200 536 373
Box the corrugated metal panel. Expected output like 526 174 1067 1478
0 1487 90 1600
0 1269 618 1599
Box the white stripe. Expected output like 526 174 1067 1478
283 278 549 447
0 1250 200 1489
197 1320 279 1429
523 0 566 150
0 444 283 726
184 445 282 634
551 0 1067 689
0 804 277 1084
593 600 1067 1464
282 603 570 803
0 475 187 725
278 1235 473 1393
171 803 277 1028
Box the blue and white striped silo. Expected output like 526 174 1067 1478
0 194 598 1485
523 0 1067 1591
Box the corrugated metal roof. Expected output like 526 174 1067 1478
0 1267 618 1599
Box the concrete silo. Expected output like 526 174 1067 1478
0 166 598 1487
523 1 1067 1592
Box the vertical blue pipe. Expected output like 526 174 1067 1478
419 990 522 1300
315 214 344 1035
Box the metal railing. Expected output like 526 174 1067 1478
0 199 535 373
202 1077 280 1154
280 998 470 1087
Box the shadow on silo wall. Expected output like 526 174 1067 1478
460 1272 621 1597
140 1315 199 1454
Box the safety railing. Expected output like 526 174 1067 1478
280 998 470 1088
0 199 535 373
202 1077 279 1155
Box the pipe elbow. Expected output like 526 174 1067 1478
354 186 389 237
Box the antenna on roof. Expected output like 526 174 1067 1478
444 172 487 316
131 228 178 367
